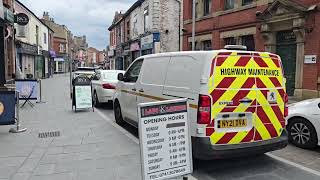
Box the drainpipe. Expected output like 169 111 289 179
174 0 182 51
192 0 196 51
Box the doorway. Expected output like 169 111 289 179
276 30 297 96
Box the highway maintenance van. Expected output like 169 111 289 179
114 45 288 159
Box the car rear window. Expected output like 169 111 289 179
103 72 118 80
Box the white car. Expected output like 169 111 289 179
286 98 320 148
91 70 125 107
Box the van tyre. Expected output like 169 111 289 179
287 118 318 149
114 101 125 125
93 92 101 107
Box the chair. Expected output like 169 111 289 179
20 85 36 108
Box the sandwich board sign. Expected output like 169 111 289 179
72 76 93 112
138 99 193 180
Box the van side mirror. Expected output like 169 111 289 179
118 73 124 81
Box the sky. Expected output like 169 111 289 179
19 0 135 51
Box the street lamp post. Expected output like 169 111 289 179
192 0 196 51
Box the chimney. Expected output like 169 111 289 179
43 12 50 21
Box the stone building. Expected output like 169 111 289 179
183 0 320 99
108 0 182 70
14 0 52 79
73 35 88 67
42 12 72 73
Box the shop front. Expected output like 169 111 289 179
16 41 38 79
130 41 140 62
141 34 153 56
54 57 65 73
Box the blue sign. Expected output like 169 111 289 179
15 80 38 100
0 91 16 125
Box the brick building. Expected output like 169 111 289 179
183 0 320 99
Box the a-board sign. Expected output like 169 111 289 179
0 91 16 125
75 86 92 109
73 76 92 110
15 79 38 100
138 99 192 180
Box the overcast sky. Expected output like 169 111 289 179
19 0 134 51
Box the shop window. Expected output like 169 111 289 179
241 35 255 51
242 0 253 6
202 40 212 50
224 37 236 45
204 0 212 16
225 0 235 10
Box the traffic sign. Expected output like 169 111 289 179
138 99 193 180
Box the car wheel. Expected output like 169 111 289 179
114 101 125 125
287 118 318 149
93 92 101 107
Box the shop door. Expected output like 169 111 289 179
276 31 297 96
35 56 44 79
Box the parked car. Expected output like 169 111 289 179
91 70 125 107
286 98 320 148
114 46 288 160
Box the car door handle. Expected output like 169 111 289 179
132 88 136 91
139 89 144 93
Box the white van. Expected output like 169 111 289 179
113 47 288 159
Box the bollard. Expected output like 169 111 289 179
36 79 46 104
9 91 27 133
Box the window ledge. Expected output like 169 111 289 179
184 14 213 25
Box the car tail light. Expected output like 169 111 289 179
284 93 288 117
197 95 211 124
102 83 115 89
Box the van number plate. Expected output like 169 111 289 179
218 119 247 128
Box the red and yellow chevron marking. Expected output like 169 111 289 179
207 52 285 145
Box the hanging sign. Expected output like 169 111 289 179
14 13 29 26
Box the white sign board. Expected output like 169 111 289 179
75 86 92 109
304 55 317 64
138 99 192 180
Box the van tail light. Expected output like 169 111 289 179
284 93 288 117
197 95 211 124
102 83 115 89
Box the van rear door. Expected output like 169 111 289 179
207 52 286 145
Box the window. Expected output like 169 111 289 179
59 44 65 53
17 25 27 37
44 33 47 44
202 40 212 50
144 6 149 32
204 0 212 16
124 59 143 82
224 37 236 45
241 35 255 51
225 0 235 10
242 0 253 6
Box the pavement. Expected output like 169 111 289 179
0 74 319 180
0 74 141 180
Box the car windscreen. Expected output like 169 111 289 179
102 72 119 80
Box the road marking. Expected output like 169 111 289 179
95 108 198 180
95 108 139 144
267 153 320 177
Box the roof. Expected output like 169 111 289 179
15 0 54 32
108 0 145 31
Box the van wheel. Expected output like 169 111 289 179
287 118 318 149
93 92 101 107
114 101 125 125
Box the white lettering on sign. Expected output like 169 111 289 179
138 99 192 180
